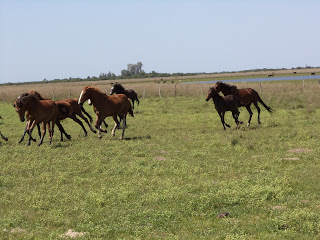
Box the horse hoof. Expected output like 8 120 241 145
247 123 250 127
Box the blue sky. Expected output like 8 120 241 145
0 0 319 83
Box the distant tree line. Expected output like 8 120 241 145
1 63 319 86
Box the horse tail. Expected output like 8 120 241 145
257 95 274 114
58 104 70 117
81 106 93 123
128 102 134 117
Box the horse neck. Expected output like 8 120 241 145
115 88 124 94
88 90 106 107
222 86 236 96
211 93 224 105
23 97 39 114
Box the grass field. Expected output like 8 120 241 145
1 80 320 239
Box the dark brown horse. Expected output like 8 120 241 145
14 92 59 146
213 81 274 126
110 83 140 109
206 87 242 130
78 86 133 139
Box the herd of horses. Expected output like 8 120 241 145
0 82 273 145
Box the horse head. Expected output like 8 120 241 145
110 83 125 95
206 87 218 101
14 97 28 122
78 86 99 105
214 81 237 96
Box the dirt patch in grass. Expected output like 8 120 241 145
288 148 312 153
154 156 167 161
61 229 88 238
282 157 300 161
271 206 286 210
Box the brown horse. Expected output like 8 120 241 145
17 91 96 142
110 83 140 109
55 98 97 136
213 81 274 126
14 92 59 146
16 92 71 143
78 86 133 139
206 87 242 130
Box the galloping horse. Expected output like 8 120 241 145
78 86 133 139
213 81 274 126
16 91 96 142
110 83 140 109
14 92 59 146
206 87 242 130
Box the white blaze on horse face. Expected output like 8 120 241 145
88 99 92 105
78 90 84 104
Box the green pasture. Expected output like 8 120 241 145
0 93 320 239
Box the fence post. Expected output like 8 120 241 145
143 87 146 99
174 84 177 97
259 83 262 94
68 91 71 99
303 80 305 90
52 91 55 101
158 86 162 98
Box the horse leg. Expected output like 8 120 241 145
27 120 37 146
253 101 261 124
56 121 71 141
94 117 104 139
70 114 88 136
223 112 230 128
38 122 46 146
111 115 120 137
37 123 41 139
80 106 93 123
218 111 226 130
120 115 126 140
76 111 96 134
19 122 28 143
245 104 253 127
103 120 108 129
0 131 8 141
232 110 240 129
49 120 55 144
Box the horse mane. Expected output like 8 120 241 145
17 91 46 101
209 87 223 101
84 86 105 95
112 83 125 92
217 81 239 94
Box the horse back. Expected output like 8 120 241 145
237 88 259 105
32 100 59 123
101 94 132 117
